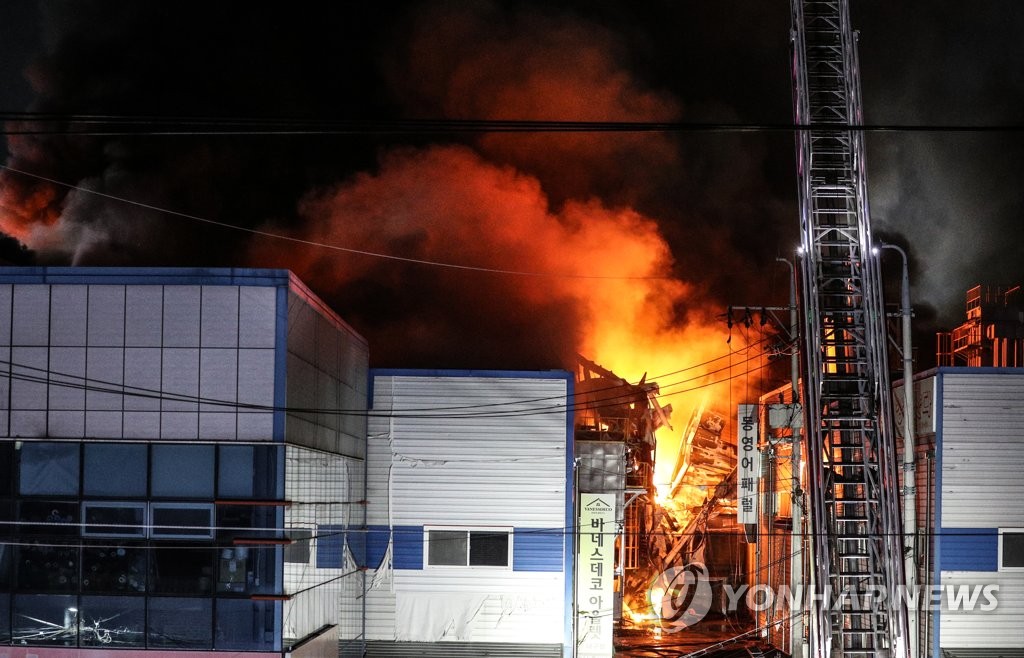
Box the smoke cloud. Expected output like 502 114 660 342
855 2 1024 329
385 1 682 206
0 0 787 399
251 144 730 368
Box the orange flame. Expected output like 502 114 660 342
251 143 752 482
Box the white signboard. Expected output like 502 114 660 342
577 493 617 658
737 404 759 525
892 374 937 439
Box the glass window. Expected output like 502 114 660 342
18 442 79 495
215 598 278 651
84 443 147 496
0 593 9 643
284 528 313 564
219 444 283 498
218 445 256 497
427 530 468 566
216 546 278 595
0 541 12 589
12 593 78 646
469 531 510 567
0 498 11 538
148 596 212 649
151 502 214 539
82 502 147 538
0 442 13 495
19 500 78 536
16 543 79 591
79 595 145 647
218 504 281 542
217 547 248 593
1002 530 1024 569
151 444 214 498
82 545 147 593
149 546 214 594
426 528 512 568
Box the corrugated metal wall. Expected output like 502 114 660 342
361 373 570 653
940 372 1024 528
937 370 1024 653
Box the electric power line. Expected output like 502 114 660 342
3 114 1024 135
0 340 779 421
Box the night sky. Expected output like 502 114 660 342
1 1 1022 373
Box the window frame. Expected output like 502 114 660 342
423 525 513 570
998 527 1024 572
81 501 148 539
149 502 215 540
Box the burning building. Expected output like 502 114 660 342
573 355 745 650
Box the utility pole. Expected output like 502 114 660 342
879 243 918 658
777 256 804 658
728 256 804 656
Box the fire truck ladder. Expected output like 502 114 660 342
790 2 909 657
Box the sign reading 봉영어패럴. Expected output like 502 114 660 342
577 492 617 658
737 404 759 525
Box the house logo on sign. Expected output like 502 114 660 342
584 497 612 511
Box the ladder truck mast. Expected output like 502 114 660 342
790 2 910 657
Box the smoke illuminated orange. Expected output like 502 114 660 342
250 144 753 487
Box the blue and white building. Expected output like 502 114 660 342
897 368 1024 658
354 370 574 658
0 267 369 658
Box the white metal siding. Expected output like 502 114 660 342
369 376 567 527
938 371 1024 652
365 582 398 641
393 571 564 643
940 372 1024 528
364 374 568 645
940 571 1024 649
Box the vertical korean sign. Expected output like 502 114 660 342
737 404 759 525
577 493 616 658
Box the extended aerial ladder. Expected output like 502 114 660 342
790 1 910 657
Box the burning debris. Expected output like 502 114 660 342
574 356 741 634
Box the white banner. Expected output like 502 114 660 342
577 493 617 658
737 404 759 525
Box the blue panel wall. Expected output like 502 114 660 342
513 528 564 572
350 525 424 570
939 528 998 572
320 523 424 570
316 524 346 568
353 525 568 572
393 526 424 569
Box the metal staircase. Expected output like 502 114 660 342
790 2 909 656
